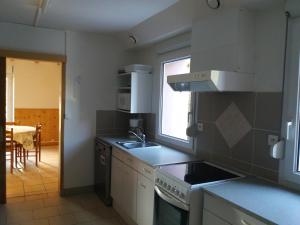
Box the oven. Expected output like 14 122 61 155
154 186 189 225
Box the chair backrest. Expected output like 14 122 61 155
35 124 42 144
5 128 13 150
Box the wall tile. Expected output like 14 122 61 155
213 93 255 125
213 126 231 157
251 165 278 182
196 122 214 159
114 111 130 129
255 92 282 131
143 113 156 139
253 130 279 171
197 93 215 121
211 154 252 174
96 110 114 130
231 130 253 163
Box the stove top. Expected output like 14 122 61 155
159 161 238 185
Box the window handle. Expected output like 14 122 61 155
287 121 293 140
188 112 192 123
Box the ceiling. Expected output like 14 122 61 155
0 0 178 33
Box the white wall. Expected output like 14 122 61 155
64 31 133 188
0 22 134 189
118 0 194 48
0 22 65 55
254 5 286 92
7 58 61 108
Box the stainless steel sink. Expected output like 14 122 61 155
116 141 160 149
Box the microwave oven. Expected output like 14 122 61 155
118 93 131 111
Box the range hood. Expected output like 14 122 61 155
167 70 254 92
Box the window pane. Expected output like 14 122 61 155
161 58 191 141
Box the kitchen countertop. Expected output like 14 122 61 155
97 135 199 167
204 177 300 225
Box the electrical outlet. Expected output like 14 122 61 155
197 122 204 132
268 135 279 146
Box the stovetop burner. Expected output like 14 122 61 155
159 161 238 185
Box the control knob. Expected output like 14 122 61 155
180 193 185 199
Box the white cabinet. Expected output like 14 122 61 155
191 8 254 74
111 156 124 205
123 163 138 222
117 72 152 113
203 209 230 225
203 193 269 225
111 148 155 225
137 174 155 225
111 156 138 223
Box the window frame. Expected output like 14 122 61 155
156 52 196 153
279 17 300 189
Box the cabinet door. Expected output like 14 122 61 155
203 210 230 225
111 156 123 204
123 163 138 222
137 174 155 225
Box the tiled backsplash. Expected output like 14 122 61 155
96 110 156 137
197 92 282 181
96 92 282 182
96 110 130 135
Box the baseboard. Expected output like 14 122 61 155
60 185 94 196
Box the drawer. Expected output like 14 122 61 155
112 147 125 161
204 193 269 225
123 154 139 170
203 209 230 225
138 162 154 181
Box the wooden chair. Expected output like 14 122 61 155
26 124 42 166
5 128 14 173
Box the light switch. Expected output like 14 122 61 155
197 122 204 132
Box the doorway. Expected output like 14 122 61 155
0 52 66 204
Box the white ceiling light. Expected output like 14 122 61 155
41 0 51 13
34 0 51 26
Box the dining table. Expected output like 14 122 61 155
6 125 36 168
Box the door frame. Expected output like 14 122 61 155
0 49 66 204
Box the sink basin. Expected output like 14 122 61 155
116 141 160 149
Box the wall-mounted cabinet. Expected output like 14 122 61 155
117 72 152 113
191 8 254 74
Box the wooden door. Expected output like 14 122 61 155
0 57 6 204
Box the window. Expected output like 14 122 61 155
158 57 194 149
279 17 300 188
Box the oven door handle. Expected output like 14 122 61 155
155 186 189 211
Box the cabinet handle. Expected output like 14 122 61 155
143 168 152 174
241 219 252 225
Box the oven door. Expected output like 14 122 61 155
154 186 189 225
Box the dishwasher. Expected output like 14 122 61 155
95 137 112 206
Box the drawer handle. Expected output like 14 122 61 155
241 219 252 225
143 168 152 174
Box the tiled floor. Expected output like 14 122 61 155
0 192 126 225
2 146 126 225
6 146 59 198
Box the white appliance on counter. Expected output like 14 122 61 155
154 161 243 225
167 70 254 92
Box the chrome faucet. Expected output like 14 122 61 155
129 130 146 144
